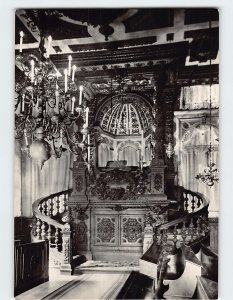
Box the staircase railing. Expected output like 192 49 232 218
155 187 209 249
32 189 73 274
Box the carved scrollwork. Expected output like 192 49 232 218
96 217 116 244
121 217 143 244
63 238 70 263
144 210 166 227
90 168 150 200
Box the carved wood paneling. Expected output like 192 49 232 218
94 216 117 245
92 212 146 248
120 216 143 245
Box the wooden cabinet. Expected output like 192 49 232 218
14 240 49 296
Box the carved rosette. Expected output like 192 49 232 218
95 217 116 244
121 217 143 244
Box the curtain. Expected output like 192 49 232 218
118 146 140 166
179 126 219 217
20 149 73 217
180 84 219 110
98 143 114 167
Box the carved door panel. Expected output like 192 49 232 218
120 216 143 246
93 213 143 248
94 215 118 246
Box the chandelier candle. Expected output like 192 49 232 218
46 36 52 58
64 69 68 93
68 55 72 76
71 97 75 114
19 31 24 53
85 107 89 128
79 85 83 105
21 94 25 112
30 59 35 83
87 134 90 169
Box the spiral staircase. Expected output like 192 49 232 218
31 186 218 299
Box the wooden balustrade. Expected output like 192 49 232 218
32 186 209 275
155 188 209 249
181 188 204 213
32 189 73 274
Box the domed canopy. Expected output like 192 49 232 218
99 94 152 136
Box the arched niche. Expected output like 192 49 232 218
95 93 153 168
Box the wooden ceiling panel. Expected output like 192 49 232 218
123 9 174 32
15 16 38 44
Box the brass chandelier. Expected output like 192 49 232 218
15 30 91 168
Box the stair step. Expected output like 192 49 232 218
74 260 139 275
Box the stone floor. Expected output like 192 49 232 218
15 267 131 300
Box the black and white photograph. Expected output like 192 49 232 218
13 8 219 299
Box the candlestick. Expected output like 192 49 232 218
68 55 72 76
72 65 77 82
19 31 24 53
79 85 83 105
47 35 52 58
30 59 35 83
71 97 75 114
64 69 68 93
85 107 89 128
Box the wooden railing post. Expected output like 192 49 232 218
60 222 72 274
